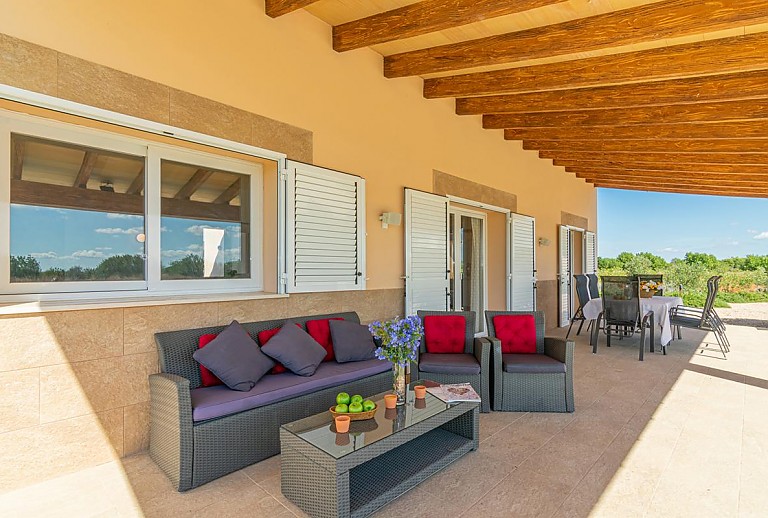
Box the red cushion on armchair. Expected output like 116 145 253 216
493 315 537 354
423 315 466 353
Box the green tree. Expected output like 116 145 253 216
94 254 144 280
684 252 719 269
10 255 41 280
162 254 204 279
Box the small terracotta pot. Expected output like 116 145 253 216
335 415 351 433
384 394 398 409
414 398 427 410
414 385 427 399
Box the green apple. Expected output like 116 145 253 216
362 400 375 412
348 402 363 413
334 404 348 413
351 394 363 404
336 392 350 405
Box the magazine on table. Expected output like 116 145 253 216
426 383 481 403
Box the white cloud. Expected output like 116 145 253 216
660 247 679 253
30 251 58 259
106 213 142 220
185 225 208 235
747 229 759 234
95 227 142 235
95 247 113 251
71 250 107 259
754 232 768 240
162 249 197 259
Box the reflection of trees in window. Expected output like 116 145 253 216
162 254 204 279
11 254 145 282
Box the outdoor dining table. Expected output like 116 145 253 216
583 295 684 347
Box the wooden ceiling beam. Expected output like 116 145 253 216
425 32 768 99
11 139 24 180
556 161 768 176
126 167 145 195
174 168 213 200
385 0 768 78
333 0 566 52
73 151 98 188
588 180 768 198
524 139 768 153
572 171 768 187
457 70 768 115
485 99 768 129
265 0 320 18
214 178 241 205
505 121 768 141
542 151 768 166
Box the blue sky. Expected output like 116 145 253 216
10 205 242 270
597 189 768 260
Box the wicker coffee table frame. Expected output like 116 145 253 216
280 399 479 518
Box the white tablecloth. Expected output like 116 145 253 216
583 296 684 346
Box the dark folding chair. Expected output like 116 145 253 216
566 274 592 339
638 274 665 295
587 273 599 300
592 276 655 361
670 275 730 357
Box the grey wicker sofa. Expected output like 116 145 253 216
149 311 391 491
485 311 574 413
412 310 491 413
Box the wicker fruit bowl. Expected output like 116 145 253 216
329 404 377 421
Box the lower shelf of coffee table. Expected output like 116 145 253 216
348 427 473 517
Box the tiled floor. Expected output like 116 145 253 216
3 315 767 517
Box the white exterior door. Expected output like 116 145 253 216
559 225 572 326
585 231 597 275
405 189 450 315
508 213 537 311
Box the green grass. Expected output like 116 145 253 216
680 291 768 308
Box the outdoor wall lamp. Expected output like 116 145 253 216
380 212 402 229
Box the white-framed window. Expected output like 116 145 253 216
0 109 270 298
284 160 366 293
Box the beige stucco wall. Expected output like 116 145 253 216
0 0 596 492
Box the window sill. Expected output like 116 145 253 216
0 290 288 316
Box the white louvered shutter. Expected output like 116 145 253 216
509 213 537 311
405 189 449 314
585 231 597 274
285 161 365 293
559 225 571 326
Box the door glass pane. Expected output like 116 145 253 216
160 160 250 280
9 134 146 283
461 215 485 333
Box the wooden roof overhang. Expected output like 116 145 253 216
266 0 768 198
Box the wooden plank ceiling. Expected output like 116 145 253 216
267 0 768 198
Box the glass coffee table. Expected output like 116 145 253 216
279 380 479 518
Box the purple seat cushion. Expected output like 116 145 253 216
190 358 392 422
502 354 566 374
418 353 480 375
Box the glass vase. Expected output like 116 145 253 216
392 363 406 406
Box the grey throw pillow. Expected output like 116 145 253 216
260 323 327 376
192 321 275 391
329 319 377 363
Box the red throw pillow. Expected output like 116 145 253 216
258 324 300 374
493 315 537 354
306 318 344 362
198 334 223 387
423 315 466 353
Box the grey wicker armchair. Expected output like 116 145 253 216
414 310 490 413
485 311 574 413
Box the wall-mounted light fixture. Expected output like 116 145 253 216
379 212 402 229
538 237 551 247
